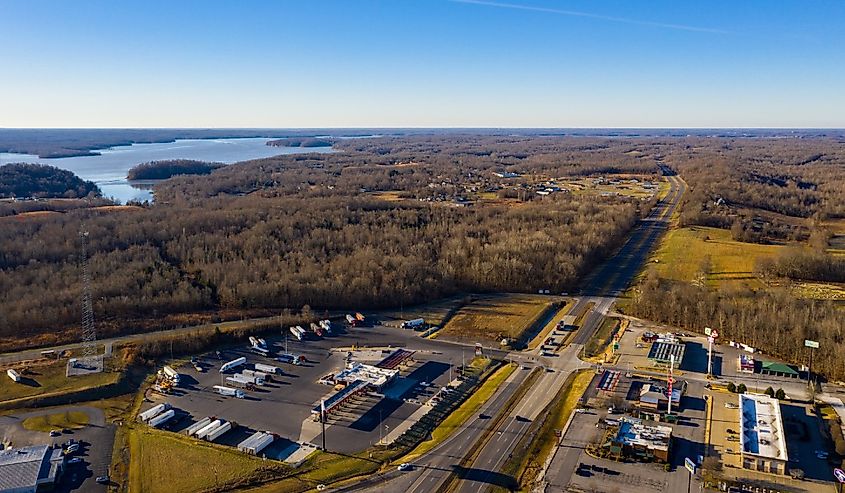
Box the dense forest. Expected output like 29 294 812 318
0 135 655 349
267 138 334 148
0 163 100 199
126 160 224 180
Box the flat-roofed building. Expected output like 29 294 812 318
739 394 788 475
0 445 64 493
608 417 672 463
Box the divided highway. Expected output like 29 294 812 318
355 169 686 493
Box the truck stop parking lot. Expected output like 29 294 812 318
138 323 476 455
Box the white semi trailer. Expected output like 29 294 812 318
205 421 232 442
162 365 180 383
186 417 212 436
148 409 176 428
254 363 281 375
220 357 247 373
213 385 245 398
138 403 171 423
194 419 223 440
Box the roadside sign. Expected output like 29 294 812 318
704 327 711 336
711 329 719 339
805 339 820 349
475 343 483 357
834 468 845 483
685 457 696 475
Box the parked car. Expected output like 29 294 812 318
67 457 83 465
49 430 61 437
96 475 110 484
64 443 80 454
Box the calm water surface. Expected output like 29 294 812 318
0 138 333 203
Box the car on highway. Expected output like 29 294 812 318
397 463 412 471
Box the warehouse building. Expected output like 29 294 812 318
607 417 672 463
334 362 398 390
739 394 788 475
0 445 64 493
647 341 685 368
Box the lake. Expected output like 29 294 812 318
0 138 334 203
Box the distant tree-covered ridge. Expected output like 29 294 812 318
127 159 225 180
0 163 100 198
267 137 334 148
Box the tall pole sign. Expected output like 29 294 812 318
805 339 819 395
705 327 718 378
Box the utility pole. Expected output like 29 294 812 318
805 339 819 399
320 399 327 451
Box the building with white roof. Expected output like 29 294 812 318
0 445 64 493
334 362 398 390
739 394 788 475
608 417 672 462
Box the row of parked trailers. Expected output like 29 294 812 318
185 417 232 441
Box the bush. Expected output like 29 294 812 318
727 382 737 393
737 383 747 394
764 387 775 397
775 388 786 400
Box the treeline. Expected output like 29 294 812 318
627 274 845 381
756 250 845 283
0 163 100 199
267 138 334 148
126 159 224 180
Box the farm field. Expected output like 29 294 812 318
649 226 783 289
436 294 561 344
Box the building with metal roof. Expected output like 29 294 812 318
759 361 799 378
739 394 788 475
0 445 64 493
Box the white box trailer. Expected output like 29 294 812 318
205 421 232 442
162 365 180 383
195 419 223 440
254 363 281 375
138 403 171 423
213 385 245 398
401 318 426 330
6 369 21 383
319 319 332 332
148 409 176 428
237 432 274 455
226 374 260 388
220 357 247 373
186 417 212 436
239 371 265 385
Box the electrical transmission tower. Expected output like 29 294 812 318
79 229 98 360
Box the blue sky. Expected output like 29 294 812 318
1 0 844 127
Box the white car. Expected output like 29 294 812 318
64 443 80 454
67 457 83 465
397 463 412 471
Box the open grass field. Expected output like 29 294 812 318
21 411 90 432
499 369 593 491
128 426 289 493
437 294 560 343
650 226 784 289
378 295 470 328
791 282 845 301
0 359 120 404
582 318 624 361
401 362 515 463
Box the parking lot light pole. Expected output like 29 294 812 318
321 399 327 451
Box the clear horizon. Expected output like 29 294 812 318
2 0 844 127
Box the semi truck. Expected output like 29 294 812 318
401 318 426 330
138 403 171 423
148 409 176 428
254 363 281 374
226 374 260 388
6 369 21 383
220 357 247 373
345 314 356 325
310 322 324 337
250 345 270 357
162 366 180 384
241 369 268 384
276 353 304 365
213 385 245 398
319 319 332 333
